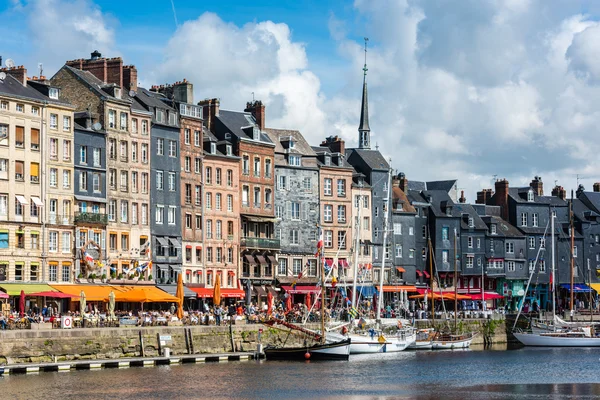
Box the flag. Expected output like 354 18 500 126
349 306 359 319
84 252 94 263
549 272 554 291
315 227 324 257
138 261 151 272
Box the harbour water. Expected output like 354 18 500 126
2 346 600 399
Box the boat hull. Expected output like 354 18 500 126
347 332 415 354
264 339 351 360
431 336 473 349
513 332 600 347
408 340 433 350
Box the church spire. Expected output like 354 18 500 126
358 37 370 149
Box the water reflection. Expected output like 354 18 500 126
1 348 599 399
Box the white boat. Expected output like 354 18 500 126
513 328 600 347
431 332 475 349
347 329 416 353
408 328 436 350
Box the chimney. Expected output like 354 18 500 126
398 172 408 193
320 135 345 155
122 65 138 91
551 185 567 201
199 98 220 132
594 182 600 193
530 176 543 196
173 79 193 103
494 179 510 220
459 190 466 203
106 57 123 87
65 52 129 87
91 50 102 60
244 100 265 131
1 65 27 86
476 188 493 205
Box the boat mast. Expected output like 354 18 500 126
570 190 574 316
454 228 458 332
551 213 556 331
376 165 393 324
319 226 326 344
429 235 434 324
351 182 362 309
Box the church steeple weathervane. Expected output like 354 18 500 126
358 37 370 149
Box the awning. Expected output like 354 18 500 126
254 286 267 297
28 291 77 299
590 283 600 294
0 283 57 296
15 195 28 205
281 285 321 294
189 287 213 298
396 267 406 273
244 255 257 265
381 285 418 292
169 238 182 248
415 270 423 277
241 215 277 223
50 284 128 301
111 287 180 303
221 288 245 298
467 292 504 300
256 255 268 266
338 259 349 268
324 258 334 267
157 284 197 298
156 237 169 247
228 271 235 276
31 196 44 207
74 195 107 203
267 255 278 266
560 284 592 293
266 286 278 296
170 265 182 273
155 264 168 271
423 270 430 278
356 285 378 297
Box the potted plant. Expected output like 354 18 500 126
101 273 107 283
118 273 124 280
148 274 153 281
110 271 116 279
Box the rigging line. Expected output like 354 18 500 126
426 224 449 320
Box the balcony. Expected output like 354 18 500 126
74 212 108 226
241 236 280 250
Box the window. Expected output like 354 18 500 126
466 256 474 268
253 187 260 207
289 155 301 166
226 194 233 212
183 156 190 172
338 231 347 249
108 110 116 128
62 232 71 253
0 101 7 110
395 245 402 257
63 140 71 161
50 114 58 129
185 213 192 229
79 171 87 190
120 200 128 223
0 124 7 146
278 176 287 190
490 224 497 235
442 227 449 241
49 231 58 252
324 178 332 196
442 250 449 263
194 130 201 146
409 226 414 235
132 118 138 133
468 217 474 228
141 143 148 163
227 170 233 186
324 205 333 222
253 157 261 177
409 249 415 259
529 237 535 249
168 206 176 224
265 159 272 178
120 112 127 130
205 167 212 184
337 205 346 223
206 220 212 239
540 238 546 249
206 192 212 209
539 260 546 273
506 242 514 253
532 213 538 227
574 246 578 258
61 263 70 282
527 190 534 202
168 172 176 191
216 168 222 185
80 146 87 164
142 120 148 135
121 234 129 251
337 179 346 196
108 200 116 221
169 140 177 157
63 116 71 131
0 159 6 180
242 186 249 207
49 264 57 281
468 236 473 248
63 170 72 189
156 171 164 190
130 171 138 193
521 213 527 227
216 193 222 210
155 205 164 224
324 230 333 247
141 204 148 225
196 215 202 231
290 202 300 220
30 128 40 150
29 162 40 184
195 186 201 205
157 138 164 155
131 203 138 225
14 263 23 281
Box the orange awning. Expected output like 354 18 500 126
110 287 180 303
50 284 129 302
381 285 417 292
396 267 406 273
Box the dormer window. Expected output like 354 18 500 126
226 145 232 156
114 88 121 99
49 88 59 100
289 155 301 167
446 206 452 217
210 143 216 154
468 217 474 228
155 109 164 123
289 138 295 148
527 189 534 202
253 127 260 141
169 112 177 125
490 224 497 235
324 155 331 166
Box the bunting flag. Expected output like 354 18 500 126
323 258 333 274
122 266 130 275
110 266 117 272
84 252 94 263
137 261 151 273
549 272 554 291
349 306 359 319
315 227 324 257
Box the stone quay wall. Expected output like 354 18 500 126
0 323 319 364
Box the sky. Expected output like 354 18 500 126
2 0 600 200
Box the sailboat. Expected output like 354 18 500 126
263 227 351 360
513 209 600 347
337 166 415 353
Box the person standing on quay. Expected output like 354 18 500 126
214 306 222 326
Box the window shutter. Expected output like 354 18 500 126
31 128 40 146
15 161 24 175
101 231 106 251
15 126 24 143
286 201 292 219
301 203 307 221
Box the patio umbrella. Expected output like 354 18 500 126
0 291 9 299
213 273 221 307
108 291 115 321
267 290 273 315
285 295 292 313
19 290 25 317
245 280 252 307
176 273 184 319
80 290 86 315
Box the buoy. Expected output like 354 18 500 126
304 352 311 360
341 326 348 334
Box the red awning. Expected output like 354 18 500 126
423 270 430 278
206 270 212 275
221 288 245 298
467 292 504 300
281 285 321 294
188 287 213 298
415 270 423 277
381 285 418 292
227 271 235 276
185 270 191 275
396 267 406 273
324 258 334 267
195 270 202 275
186 245 192 249
339 259 349 268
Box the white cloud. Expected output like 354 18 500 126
566 23 600 83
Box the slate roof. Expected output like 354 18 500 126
0 74 63 105
426 180 457 192
481 216 523 238
60 66 127 104
508 187 568 206
392 187 416 213
456 203 488 230
406 190 430 204
578 191 600 214
264 128 316 156
311 146 354 169
407 181 427 192
345 148 389 171
135 88 175 111
217 109 273 144
423 190 456 217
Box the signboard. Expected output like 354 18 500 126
159 335 172 341
61 316 73 329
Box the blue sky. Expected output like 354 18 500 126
2 0 600 198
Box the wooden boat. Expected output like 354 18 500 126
264 338 351 360
431 332 476 349
408 328 436 350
